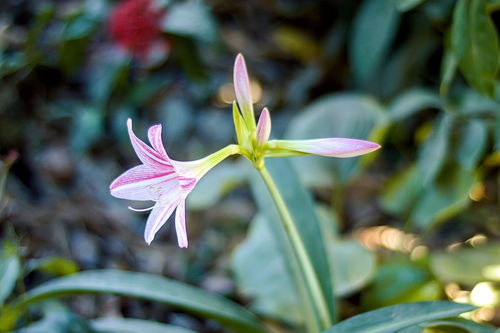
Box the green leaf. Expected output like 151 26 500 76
388 89 442 121
362 261 439 309
350 0 400 83
322 301 476 333
430 243 500 285
285 93 387 185
417 114 453 185
420 318 496 333
331 240 375 297
454 119 488 170
250 158 336 327
452 0 500 97
411 163 475 229
394 0 428 12
90 318 197 333
399 317 496 332
162 0 218 43
232 213 375 324
2 270 264 333
0 247 21 306
232 214 301 324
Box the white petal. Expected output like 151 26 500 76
144 197 181 245
109 165 178 201
175 200 188 248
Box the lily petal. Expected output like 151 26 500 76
233 54 255 130
256 107 271 146
234 54 252 111
268 138 380 158
175 200 188 248
144 197 181 245
110 164 177 201
127 119 171 167
148 124 169 160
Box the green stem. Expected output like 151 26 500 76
258 166 333 331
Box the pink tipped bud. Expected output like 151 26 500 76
256 108 271 146
233 53 255 120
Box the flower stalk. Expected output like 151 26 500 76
258 165 333 331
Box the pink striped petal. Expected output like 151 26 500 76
148 124 169 160
110 165 177 201
272 138 380 158
175 200 188 248
256 107 271 146
127 119 172 168
144 198 181 245
233 54 252 113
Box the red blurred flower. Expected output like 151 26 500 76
109 0 164 57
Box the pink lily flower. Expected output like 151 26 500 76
110 119 238 247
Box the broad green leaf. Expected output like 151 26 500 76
250 158 336 329
232 215 301 324
331 240 375 297
452 0 500 97
90 318 197 333
388 89 442 121
411 163 475 229
423 318 496 333
381 162 475 229
399 317 496 333
1 270 264 333
394 0 428 12
0 250 21 306
285 93 387 185
350 0 401 83
323 301 476 333
362 261 438 309
232 213 375 324
417 114 453 185
430 243 500 285
454 120 488 170
162 0 218 43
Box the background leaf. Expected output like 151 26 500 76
232 213 375 323
394 0 428 12
388 89 442 121
90 318 197 333
452 0 500 97
162 0 218 43
0 249 21 306
430 243 500 285
2 270 265 333
350 0 400 84
323 301 476 333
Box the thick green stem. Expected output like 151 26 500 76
258 166 333 331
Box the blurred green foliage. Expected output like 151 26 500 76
1 0 500 332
